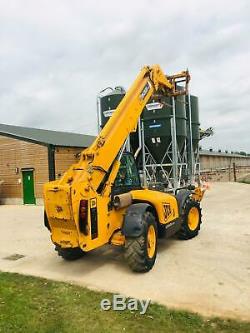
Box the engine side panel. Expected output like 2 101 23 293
130 189 179 224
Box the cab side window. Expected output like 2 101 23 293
114 154 141 189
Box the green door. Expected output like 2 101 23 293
22 170 36 204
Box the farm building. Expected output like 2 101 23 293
199 150 250 182
200 150 250 170
0 124 94 205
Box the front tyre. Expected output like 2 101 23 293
124 211 157 272
55 246 85 261
177 200 202 240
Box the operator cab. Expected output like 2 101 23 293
113 152 141 195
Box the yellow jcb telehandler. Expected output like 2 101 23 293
43 65 205 272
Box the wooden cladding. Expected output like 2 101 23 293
54 147 82 180
0 136 48 199
0 135 84 201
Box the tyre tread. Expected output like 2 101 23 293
124 212 157 272
177 199 202 240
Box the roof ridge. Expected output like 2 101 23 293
0 123 95 147
0 123 94 137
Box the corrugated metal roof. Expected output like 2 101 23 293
0 123 95 147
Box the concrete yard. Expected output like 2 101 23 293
0 182 249 320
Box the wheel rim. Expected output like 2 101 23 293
147 225 156 259
187 207 199 231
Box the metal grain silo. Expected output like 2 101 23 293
142 91 187 164
186 95 200 151
98 87 126 129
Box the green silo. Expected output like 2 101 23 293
142 92 187 164
98 87 141 157
186 95 200 151
99 87 125 129
175 92 187 152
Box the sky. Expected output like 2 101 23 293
0 0 249 152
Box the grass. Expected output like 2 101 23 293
238 174 250 184
0 272 249 333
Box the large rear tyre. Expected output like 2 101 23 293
124 211 157 272
177 200 202 240
55 246 85 261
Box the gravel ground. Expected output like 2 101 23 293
0 182 249 320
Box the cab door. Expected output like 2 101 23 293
113 153 141 195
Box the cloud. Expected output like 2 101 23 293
0 0 249 151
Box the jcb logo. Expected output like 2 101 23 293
163 203 172 221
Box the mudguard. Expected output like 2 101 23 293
176 189 191 215
122 203 152 238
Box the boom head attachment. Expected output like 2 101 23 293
166 70 190 96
